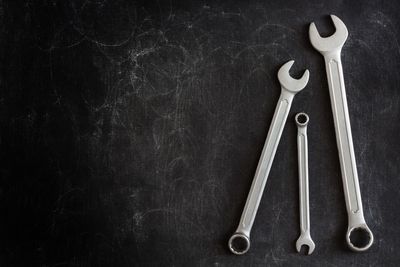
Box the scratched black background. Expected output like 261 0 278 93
1 0 400 266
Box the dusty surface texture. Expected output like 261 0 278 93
1 0 399 266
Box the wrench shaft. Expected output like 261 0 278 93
297 129 309 233
238 90 294 236
325 55 362 216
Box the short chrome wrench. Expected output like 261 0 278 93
228 60 309 255
309 15 373 251
295 113 315 255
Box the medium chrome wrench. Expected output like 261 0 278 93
309 15 373 251
228 60 309 255
295 113 315 255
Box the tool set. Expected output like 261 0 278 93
228 15 373 255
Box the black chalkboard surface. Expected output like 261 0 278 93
1 0 400 266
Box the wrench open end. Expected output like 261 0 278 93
296 235 315 255
228 233 250 255
309 15 348 54
347 225 374 252
277 60 309 93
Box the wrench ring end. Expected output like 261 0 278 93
228 233 250 255
346 225 374 252
295 112 309 127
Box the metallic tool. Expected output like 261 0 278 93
295 112 315 255
228 60 309 255
309 14 373 251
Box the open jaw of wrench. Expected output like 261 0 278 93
309 15 373 251
228 60 309 255
295 113 315 255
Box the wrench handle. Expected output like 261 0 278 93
234 90 294 237
324 53 373 251
297 123 310 234
324 54 363 218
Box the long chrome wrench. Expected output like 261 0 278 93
295 113 315 255
309 15 373 251
228 60 309 255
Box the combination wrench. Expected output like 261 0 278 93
309 15 373 251
295 113 315 255
228 60 309 255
